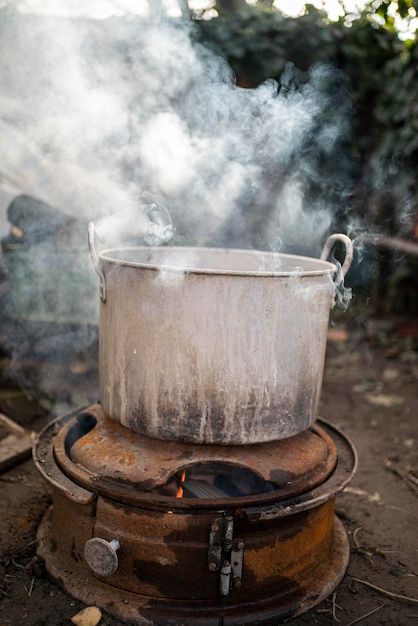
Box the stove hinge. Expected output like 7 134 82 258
208 516 244 596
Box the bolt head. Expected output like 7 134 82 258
208 562 218 571
84 538 119 577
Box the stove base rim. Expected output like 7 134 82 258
37 506 350 626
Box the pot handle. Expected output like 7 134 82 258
88 221 107 302
320 233 353 284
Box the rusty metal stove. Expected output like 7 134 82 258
34 403 356 625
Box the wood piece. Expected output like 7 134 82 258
363 234 418 256
384 457 418 497
0 411 27 435
0 412 35 473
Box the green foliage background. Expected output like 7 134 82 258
193 2 418 237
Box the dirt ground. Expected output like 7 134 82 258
0 317 417 626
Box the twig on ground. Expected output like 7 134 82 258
26 538 41 547
344 604 385 626
11 559 28 570
343 487 368 497
384 457 418 496
24 577 34 597
350 527 378 567
353 527 363 550
404 467 418 486
331 590 341 622
351 577 418 605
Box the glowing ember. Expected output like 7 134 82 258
176 469 187 498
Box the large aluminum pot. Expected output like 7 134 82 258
89 228 352 444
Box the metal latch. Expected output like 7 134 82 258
208 516 244 595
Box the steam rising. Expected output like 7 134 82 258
0 3 352 250
0 2 354 403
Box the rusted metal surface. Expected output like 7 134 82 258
38 504 350 625
53 405 342 509
91 241 352 444
33 411 95 506
34 407 356 624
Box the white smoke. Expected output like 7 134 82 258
0 1 356 405
0 2 352 251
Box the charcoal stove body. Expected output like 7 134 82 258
34 404 356 625
34 235 356 624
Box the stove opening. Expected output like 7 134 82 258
65 412 97 456
152 462 277 498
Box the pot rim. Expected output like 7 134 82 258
97 245 337 278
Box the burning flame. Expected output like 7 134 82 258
176 470 187 498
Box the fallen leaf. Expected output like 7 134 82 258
368 491 383 504
382 368 400 382
364 393 404 408
71 606 102 626
69 358 90 375
352 382 379 394
327 327 349 342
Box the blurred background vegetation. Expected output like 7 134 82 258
188 0 418 314
1 1 416 316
